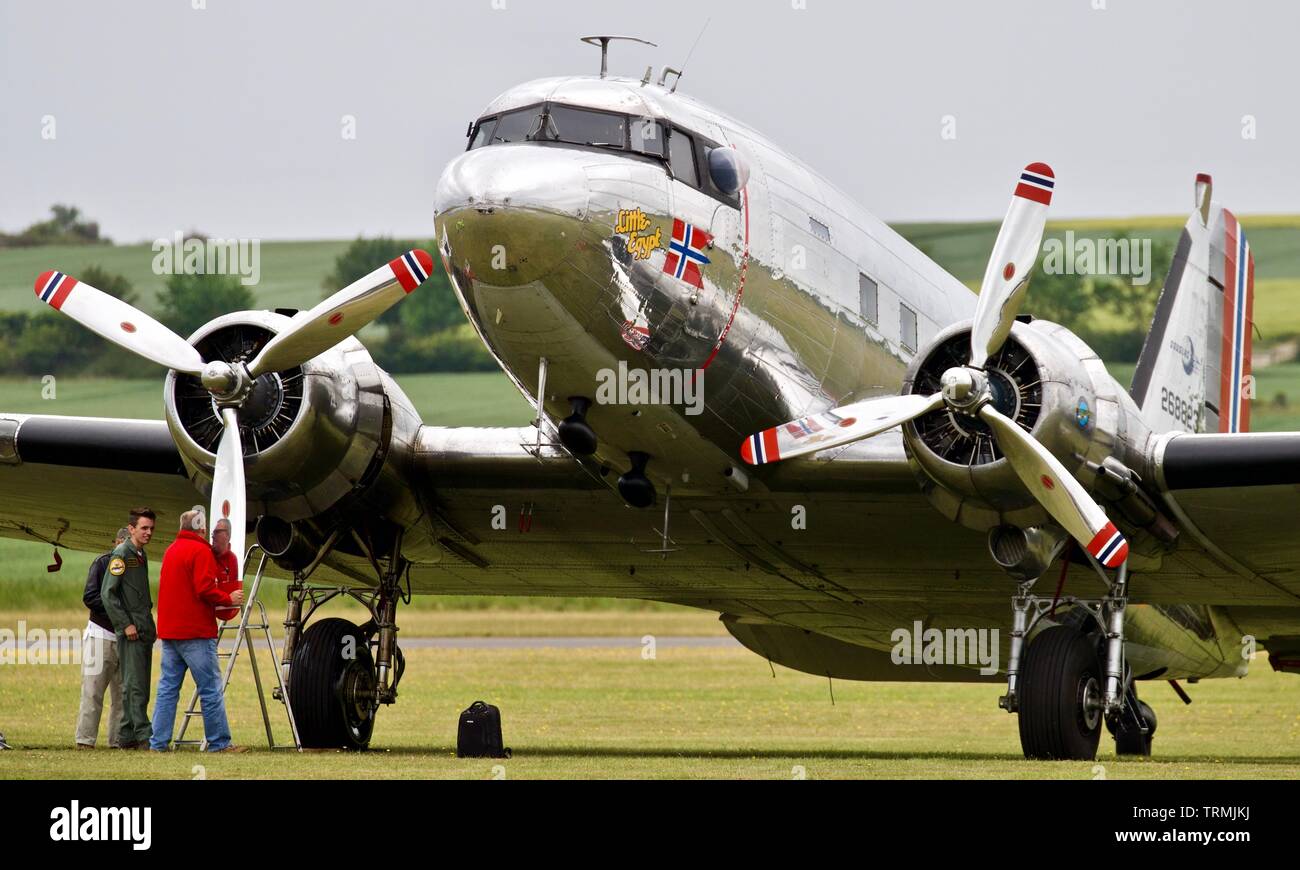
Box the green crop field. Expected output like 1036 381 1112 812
0 240 356 314
0 371 533 427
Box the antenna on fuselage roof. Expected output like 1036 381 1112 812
661 18 711 93
579 35 658 79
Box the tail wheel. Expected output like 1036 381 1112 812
1113 699 1157 757
289 617 376 750
1018 625 1103 760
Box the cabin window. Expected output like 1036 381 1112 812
809 217 831 244
900 304 918 352
541 105 627 149
669 129 699 187
858 272 878 325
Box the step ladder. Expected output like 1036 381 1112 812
174 546 301 751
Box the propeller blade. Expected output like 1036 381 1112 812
247 249 436 378
34 270 205 375
210 407 246 581
740 392 944 465
979 405 1128 568
969 163 1054 367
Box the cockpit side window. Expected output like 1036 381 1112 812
630 118 666 157
668 128 698 187
468 120 494 150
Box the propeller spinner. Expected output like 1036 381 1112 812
739 164 1129 569
35 249 437 579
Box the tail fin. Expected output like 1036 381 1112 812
1129 174 1255 434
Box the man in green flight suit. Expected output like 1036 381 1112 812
99 507 157 749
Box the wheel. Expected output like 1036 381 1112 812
288 618 377 749
1017 625 1103 760
1114 699 1157 756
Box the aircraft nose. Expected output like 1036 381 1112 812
435 146 590 287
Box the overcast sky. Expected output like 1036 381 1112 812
3 0 1298 241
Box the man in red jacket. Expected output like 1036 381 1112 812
148 508 245 752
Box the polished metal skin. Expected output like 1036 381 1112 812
1 72 1291 696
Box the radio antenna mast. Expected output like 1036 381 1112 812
580 35 658 79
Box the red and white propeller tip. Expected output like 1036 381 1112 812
739 393 943 466
969 162 1054 368
35 269 207 375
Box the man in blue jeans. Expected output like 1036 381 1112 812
150 508 245 752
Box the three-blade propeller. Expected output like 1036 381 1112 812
739 163 1129 569
34 250 437 580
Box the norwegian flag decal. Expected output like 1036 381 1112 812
663 218 712 289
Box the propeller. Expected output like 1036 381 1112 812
35 250 437 577
739 163 1130 569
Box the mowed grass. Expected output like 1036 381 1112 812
0 643 1296 779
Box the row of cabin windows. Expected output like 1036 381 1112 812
467 103 739 207
858 271 918 352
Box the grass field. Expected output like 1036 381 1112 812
0 641 1295 779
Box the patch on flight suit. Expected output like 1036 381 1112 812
108 557 126 576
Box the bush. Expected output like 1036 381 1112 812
156 271 255 337
373 323 496 373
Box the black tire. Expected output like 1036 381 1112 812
288 618 376 749
1018 626 1103 760
1114 700 1157 757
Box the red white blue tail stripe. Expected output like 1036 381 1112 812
1086 521 1129 569
1014 162 1055 206
1219 211 1253 433
34 270 78 310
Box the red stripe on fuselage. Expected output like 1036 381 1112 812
1219 211 1239 432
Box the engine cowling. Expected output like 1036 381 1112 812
163 310 391 523
901 318 1151 535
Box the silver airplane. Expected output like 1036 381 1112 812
3 38 1295 760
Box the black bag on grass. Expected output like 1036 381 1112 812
457 700 511 758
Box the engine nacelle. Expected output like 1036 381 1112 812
163 310 392 523
901 319 1150 535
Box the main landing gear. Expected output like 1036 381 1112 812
271 526 408 750
999 548 1153 761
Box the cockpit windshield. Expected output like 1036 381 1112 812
469 103 664 157
541 105 626 149
464 101 735 207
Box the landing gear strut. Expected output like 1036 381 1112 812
999 552 1151 760
275 528 409 750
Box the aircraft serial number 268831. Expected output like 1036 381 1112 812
4 38 1295 761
